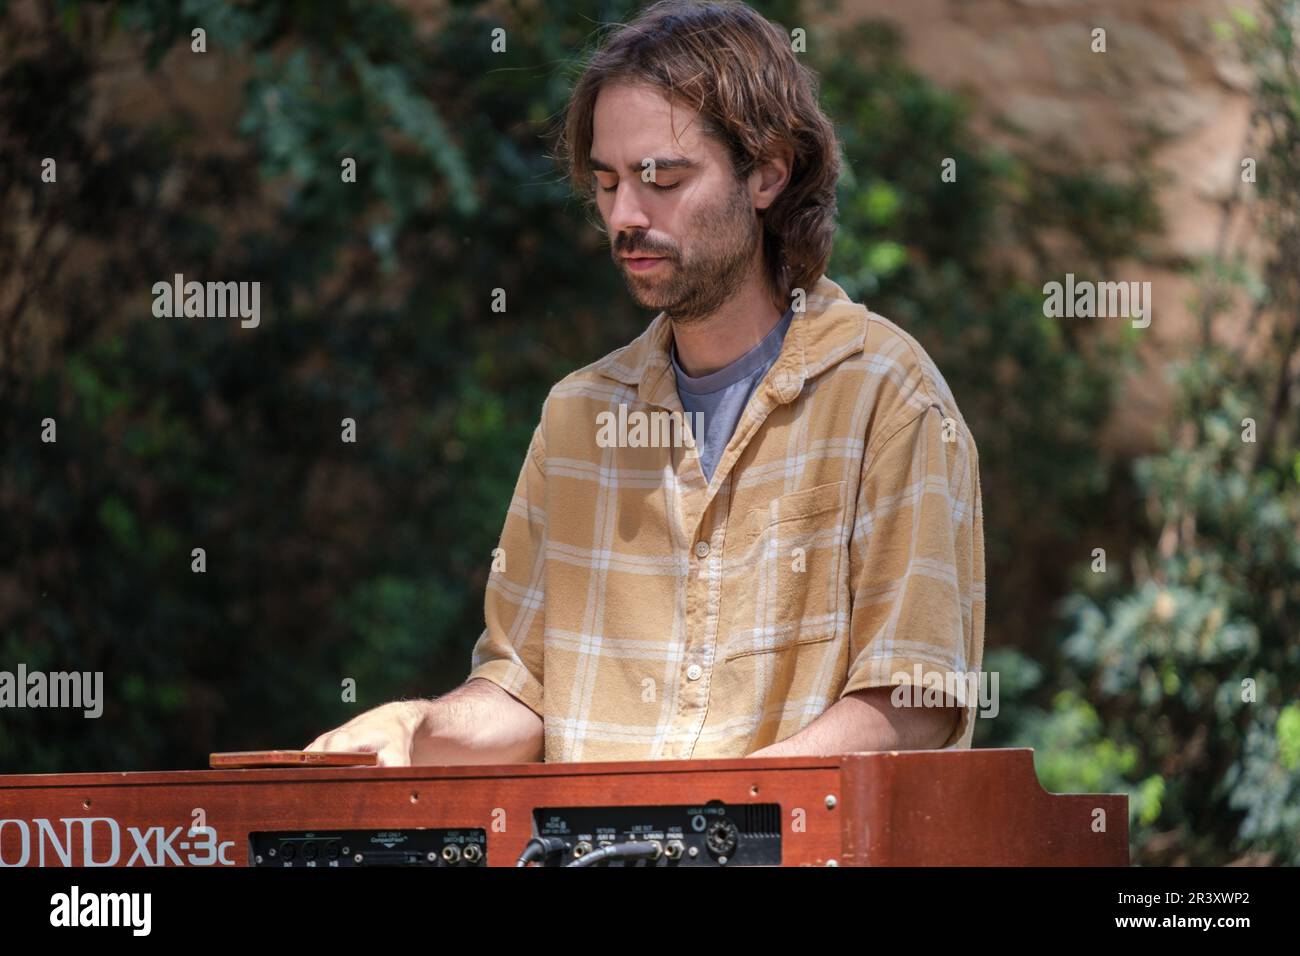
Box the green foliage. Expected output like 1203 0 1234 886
993 1 1300 865
3 0 635 770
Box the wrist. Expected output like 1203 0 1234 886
391 699 434 738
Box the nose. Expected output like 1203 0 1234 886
606 181 651 239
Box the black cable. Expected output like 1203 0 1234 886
564 840 662 867
515 835 571 867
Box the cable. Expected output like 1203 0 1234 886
515 835 571 867
564 840 662 867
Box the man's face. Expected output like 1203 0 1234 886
589 82 760 324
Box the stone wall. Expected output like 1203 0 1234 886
828 0 1260 452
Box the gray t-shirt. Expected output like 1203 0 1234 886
671 306 794 482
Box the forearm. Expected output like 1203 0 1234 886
409 678 545 765
750 687 958 757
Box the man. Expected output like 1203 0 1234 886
307 0 984 766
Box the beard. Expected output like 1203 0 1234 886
612 177 761 326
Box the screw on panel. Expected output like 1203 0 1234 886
825 794 837 809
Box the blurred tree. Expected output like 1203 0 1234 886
989 0 1300 865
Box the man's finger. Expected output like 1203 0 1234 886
374 740 409 767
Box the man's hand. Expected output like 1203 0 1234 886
304 680 545 766
304 700 428 767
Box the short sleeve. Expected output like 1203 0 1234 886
842 403 986 748
465 420 548 718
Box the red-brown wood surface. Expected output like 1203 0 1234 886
839 749 1129 865
0 748 1127 866
208 750 380 769
0 755 842 867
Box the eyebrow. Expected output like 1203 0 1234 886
589 156 700 175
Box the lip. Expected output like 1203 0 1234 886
623 255 666 272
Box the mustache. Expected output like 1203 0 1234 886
614 236 674 257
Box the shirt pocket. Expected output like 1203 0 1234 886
722 480 847 662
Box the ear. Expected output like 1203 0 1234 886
751 145 794 212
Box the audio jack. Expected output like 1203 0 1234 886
564 840 663 867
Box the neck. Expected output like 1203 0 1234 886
670 272 784 377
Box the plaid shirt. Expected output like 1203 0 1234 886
467 274 985 761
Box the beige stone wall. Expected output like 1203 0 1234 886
826 0 1260 452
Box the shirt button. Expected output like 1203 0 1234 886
694 540 710 558
686 664 703 681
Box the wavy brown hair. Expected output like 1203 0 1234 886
553 0 843 309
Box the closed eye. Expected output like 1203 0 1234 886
599 181 681 193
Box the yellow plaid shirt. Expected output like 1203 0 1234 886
467 274 985 761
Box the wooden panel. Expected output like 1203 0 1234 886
0 760 843 867
0 749 1127 867
839 748 1128 865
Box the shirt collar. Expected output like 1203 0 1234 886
596 274 870 411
